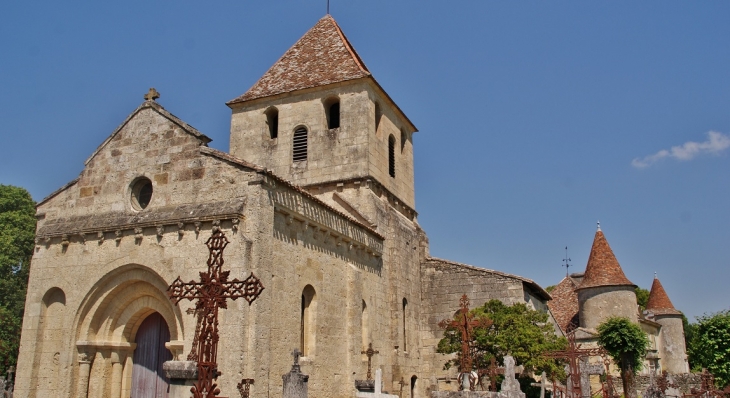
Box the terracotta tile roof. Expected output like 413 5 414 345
228 15 370 105
577 230 635 290
646 277 681 315
547 276 580 333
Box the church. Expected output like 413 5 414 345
14 15 553 398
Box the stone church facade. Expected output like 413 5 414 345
15 15 552 398
547 226 689 376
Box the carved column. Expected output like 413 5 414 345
76 349 94 398
110 351 126 398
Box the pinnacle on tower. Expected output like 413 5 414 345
576 228 635 290
646 276 681 315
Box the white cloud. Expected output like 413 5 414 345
632 131 730 168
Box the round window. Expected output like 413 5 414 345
131 178 153 210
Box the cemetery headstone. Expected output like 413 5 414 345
496 356 525 398
283 349 309 398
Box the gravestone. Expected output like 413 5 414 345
283 349 309 398
496 356 525 398
664 373 681 398
531 372 547 398
578 359 604 398
355 369 399 398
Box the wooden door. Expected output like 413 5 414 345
131 313 172 398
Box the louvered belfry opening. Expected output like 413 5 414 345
293 127 308 162
388 135 396 177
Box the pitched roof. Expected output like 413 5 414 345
646 277 681 315
228 15 370 104
577 229 635 290
547 276 580 333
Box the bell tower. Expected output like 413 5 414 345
227 16 417 222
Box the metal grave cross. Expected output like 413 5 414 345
362 343 380 380
237 379 254 398
479 357 505 392
168 229 265 398
438 294 493 382
543 331 607 398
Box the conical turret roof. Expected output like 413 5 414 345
228 15 371 105
646 276 681 315
577 227 635 290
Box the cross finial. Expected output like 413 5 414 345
654 271 657 279
144 87 160 101
327 0 330 14
292 348 301 365
597 221 601 231
562 246 572 276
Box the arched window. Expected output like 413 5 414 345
265 107 279 139
402 297 408 352
325 97 340 129
301 285 317 356
361 300 369 350
411 375 417 398
374 102 382 133
388 135 396 178
293 127 308 162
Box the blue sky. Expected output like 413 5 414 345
1 2 728 320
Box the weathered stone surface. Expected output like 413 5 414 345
162 361 198 380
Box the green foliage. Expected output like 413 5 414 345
687 310 730 388
597 317 649 371
545 285 556 293
437 299 567 380
635 287 650 311
0 184 36 374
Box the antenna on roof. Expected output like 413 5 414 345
562 246 572 276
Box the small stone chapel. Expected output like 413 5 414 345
15 15 552 398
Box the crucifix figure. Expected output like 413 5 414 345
543 331 607 398
438 294 492 391
168 229 265 398
361 343 379 380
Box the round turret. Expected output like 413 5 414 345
576 226 638 329
646 277 689 373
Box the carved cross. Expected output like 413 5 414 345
361 343 379 380
237 379 254 398
438 294 492 377
543 331 607 398
168 230 265 398
144 87 160 101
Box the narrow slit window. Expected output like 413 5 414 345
388 135 396 178
328 102 340 129
293 127 308 162
402 298 408 351
266 108 279 139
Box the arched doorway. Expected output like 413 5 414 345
131 313 172 398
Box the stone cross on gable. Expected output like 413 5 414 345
578 359 604 398
144 87 160 101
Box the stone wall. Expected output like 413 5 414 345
577 285 638 329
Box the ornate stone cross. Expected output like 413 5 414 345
168 230 265 398
438 294 492 390
543 331 607 398
362 343 379 380
144 87 160 101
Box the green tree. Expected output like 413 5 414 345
597 317 649 398
545 285 556 293
437 299 567 382
0 184 36 374
687 310 730 388
635 287 650 311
